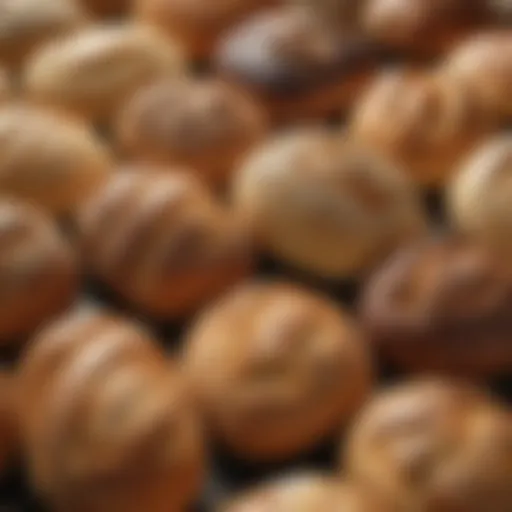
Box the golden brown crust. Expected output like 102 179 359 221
0 104 113 215
448 134 512 261
135 0 275 59
351 69 495 186
24 24 187 122
19 310 205 512
0 198 78 344
0 0 87 69
116 77 268 185
233 127 427 279
222 473 392 512
362 0 487 57
360 234 512 376
442 31 512 120
215 7 379 122
346 379 512 512
78 167 253 319
184 281 372 461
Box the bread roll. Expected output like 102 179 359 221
19 310 205 512
346 379 512 512
360 234 512 376
222 473 392 512
0 198 78 344
0 0 87 69
448 134 512 261
116 77 268 185
0 104 112 215
184 281 372 461
351 69 493 186
25 24 187 122
233 128 427 279
442 32 512 120
362 0 486 57
78 167 252 319
215 6 379 123
135 0 275 59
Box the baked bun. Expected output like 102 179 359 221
0 198 78 344
78 167 252 319
360 235 512 376
346 379 512 512
222 473 392 512
135 0 274 59
184 281 372 461
215 6 379 123
0 104 112 215
441 32 512 121
24 24 187 122
19 310 205 512
0 0 87 69
351 69 493 186
80 0 130 17
116 77 268 185
448 134 512 260
0 370 19 476
362 0 486 57
233 128 427 279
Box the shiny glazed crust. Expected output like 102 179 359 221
0 198 78 343
351 69 494 186
0 0 87 69
222 473 392 512
233 127 427 279
116 78 268 184
0 104 112 215
362 0 487 57
448 134 512 260
442 32 512 119
215 7 379 122
78 168 253 319
135 0 275 58
346 379 512 512
360 235 512 376
25 24 187 121
184 281 372 461
19 310 205 512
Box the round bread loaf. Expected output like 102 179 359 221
184 281 372 461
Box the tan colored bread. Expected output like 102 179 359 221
116 77 268 185
184 281 372 462
346 379 512 512
18 309 205 512
78 167 253 319
222 473 392 512
24 23 187 122
441 31 512 121
448 134 512 261
135 0 275 59
215 6 379 123
350 69 494 186
233 127 427 279
0 0 87 69
0 198 78 344
0 104 112 215
360 234 512 376
362 0 487 57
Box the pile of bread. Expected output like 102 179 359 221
0 0 510 511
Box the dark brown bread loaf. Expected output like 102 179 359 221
78 167 253 319
184 281 372 462
19 309 205 512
